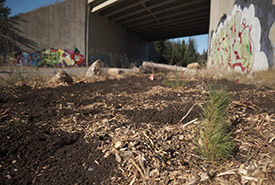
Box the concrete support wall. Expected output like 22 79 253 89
88 11 150 66
15 0 86 52
208 0 275 73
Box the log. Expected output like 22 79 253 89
142 61 195 72
101 68 139 75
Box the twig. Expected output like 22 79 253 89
143 131 154 146
182 118 198 129
130 158 145 178
1 106 11 116
177 103 197 124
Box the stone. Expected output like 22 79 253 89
187 62 200 69
48 70 73 84
86 60 102 77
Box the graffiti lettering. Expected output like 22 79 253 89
16 48 85 67
209 4 269 73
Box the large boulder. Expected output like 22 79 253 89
86 60 102 77
187 62 200 69
48 70 73 84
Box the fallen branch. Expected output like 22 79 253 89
142 61 196 72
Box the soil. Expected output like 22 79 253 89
0 75 274 184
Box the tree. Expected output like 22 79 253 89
170 40 186 66
153 37 198 67
0 0 11 56
0 0 36 63
184 37 197 65
164 40 172 64
153 40 167 63
201 49 208 61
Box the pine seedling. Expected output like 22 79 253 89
197 84 233 162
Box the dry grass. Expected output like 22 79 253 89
199 67 275 88
0 66 53 88
243 67 275 87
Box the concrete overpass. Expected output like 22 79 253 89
85 0 210 65
13 0 274 72
87 0 210 41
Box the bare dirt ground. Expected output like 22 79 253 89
0 74 274 184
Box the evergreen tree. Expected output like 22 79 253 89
171 41 182 65
0 0 36 62
184 37 197 65
164 40 172 64
201 49 208 61
153 40 167 63
0 0 11 55
180 40 186 66
196 49 208 66
153 37 198 67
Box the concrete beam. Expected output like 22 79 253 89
117 0 206 26
138 22 209 38
100 0 150 18
128 12 209 33
123 5 209 29
88 0 95 4
110 0 179 23
91 0 121 13
132 18 209 35
143 29 208 41
140 2 160 22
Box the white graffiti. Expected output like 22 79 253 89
209 4 268 73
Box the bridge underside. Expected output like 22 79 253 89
88 0 210 41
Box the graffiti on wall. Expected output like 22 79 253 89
209 4 269 73
16 48 142 68
16 48 85 67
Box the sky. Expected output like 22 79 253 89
5 0 208 54
172 34 209 54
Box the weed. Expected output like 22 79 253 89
162 73 186 89
197 84 233 162
0 66 50 88
200 67 275 89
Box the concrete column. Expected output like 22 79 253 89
85 1 90 66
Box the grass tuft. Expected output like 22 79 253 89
197 84 233 162
162 73 186 89
0 66 51 88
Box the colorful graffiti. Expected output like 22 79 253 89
15 48 85 67
209 4 269 73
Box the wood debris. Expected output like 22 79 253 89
52 75 275 184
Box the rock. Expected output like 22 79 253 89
86 60 102 77
48 70 73 84
187 62 200 69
